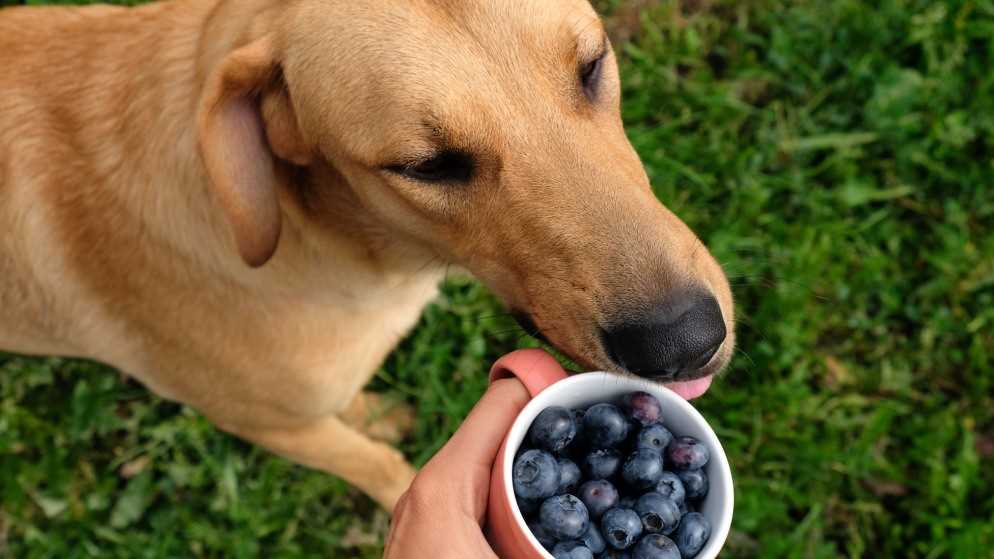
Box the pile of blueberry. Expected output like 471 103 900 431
513 392 712 559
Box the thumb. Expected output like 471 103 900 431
415 378 531 522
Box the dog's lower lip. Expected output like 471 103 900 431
511 311 551 345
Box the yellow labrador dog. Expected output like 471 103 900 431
0 0 735 510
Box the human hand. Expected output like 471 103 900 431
383 378 530 559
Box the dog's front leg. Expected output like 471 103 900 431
227 415 416 511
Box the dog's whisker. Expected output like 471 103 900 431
413 253 445 275
473 312 518 322
718 271 834 302
731 317 776 352
443 262 455 286
732 346 758 371
732 313 758 326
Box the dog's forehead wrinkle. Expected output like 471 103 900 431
284 0 611 162
564 9 607 58
405 0 597 90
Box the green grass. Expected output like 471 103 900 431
2 0 994 557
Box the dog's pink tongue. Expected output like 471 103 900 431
664 376 713 400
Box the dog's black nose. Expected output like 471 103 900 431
603 292 726 379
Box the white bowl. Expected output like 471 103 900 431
501 372 733 558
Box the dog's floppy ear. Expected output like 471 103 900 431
198 36 310 268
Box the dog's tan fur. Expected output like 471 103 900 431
0 0 734 510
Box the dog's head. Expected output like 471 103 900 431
199 0 734 395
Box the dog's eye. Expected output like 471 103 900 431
580 52 606 100
388 150 475 183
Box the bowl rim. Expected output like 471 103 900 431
500 372 734 559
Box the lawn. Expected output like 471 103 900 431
2 0 993 557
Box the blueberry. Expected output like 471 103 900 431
582 521 607 554
582 449 622 480
600 508 643 550
518 496 541 517
653 472 686 507
558 458 582 495
632 534 681 559
522 392 716 558
530 406 578 453
634 492 681 535
666 437 710 471
622 449 664 490
553 541 594 559
623 392 662 426
572 408 586 438
636 424 675 454
625 416 641 446
583 404 630 449
578 479 619 519
674 512 711 558
528 520 557 550
540 494 590 541
676 469 709 502
513 449 561 500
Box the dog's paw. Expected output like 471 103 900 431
342 391 417 445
